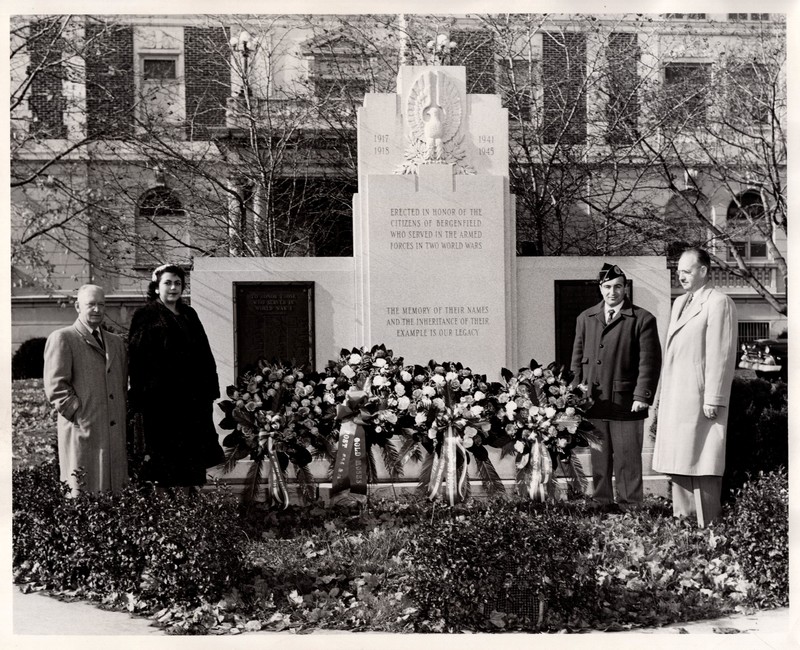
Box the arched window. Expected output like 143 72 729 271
726 190 768 260
135 187 190 267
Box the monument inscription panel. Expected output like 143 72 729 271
360 165 508 372
234 282 315 375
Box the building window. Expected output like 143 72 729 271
541 31 587 144
725 61 772 124
305 44 370 102
663 189 709 258
143 57 177 80
606 32 640 145
726 190 768 261
499 59 534 122
136 53 184 131
663 62 711 125
665 14 707 20
738 321 770 348
728 14 769 21
135 187 190 267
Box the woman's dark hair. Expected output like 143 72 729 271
146 264 187 302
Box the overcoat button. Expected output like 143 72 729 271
110 420 116 426
596 360 601 364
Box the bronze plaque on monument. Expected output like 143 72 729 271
234 282 315 375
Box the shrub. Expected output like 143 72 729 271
588 508 748 629
407 501 599 632
13 462 250 609
12 379 58 469
724 469 788 609
12 337 47 380
723 377 788 501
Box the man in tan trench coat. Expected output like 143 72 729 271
652 248 737 526
43 284 128 494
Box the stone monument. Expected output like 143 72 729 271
353 66 515 374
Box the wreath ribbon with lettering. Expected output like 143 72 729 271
331 386 374 497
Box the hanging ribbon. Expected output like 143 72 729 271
427 424 468 505
331 389 373 497
266 437 290 509
516 439 553 502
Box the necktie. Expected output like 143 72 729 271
607 309 615 325
92 329 105 351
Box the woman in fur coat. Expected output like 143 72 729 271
128 264 224 487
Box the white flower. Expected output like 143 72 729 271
348 353 362 365
323 377 335 388
445 371 458 382
463 437 474 449
533 368 543 377
422 385 436 396
464 426 477 438
460 378 473 391
401 371 413 382
415 413 427 425
471 405 484 417
565 407 576 416
474 390 486 401
431 374 445 386
514 440 525 453
394 383 406 396
397 396 411 411
427 428 438 439
545 406 557 419
341 365 356 379
432 397 446 410
382 411 398 424
372 375 388 387
373 357 387 368
497 392 510 404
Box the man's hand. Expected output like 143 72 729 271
703 404 718 419
631 400 649 413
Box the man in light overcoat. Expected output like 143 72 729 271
43 284 129 494
652 248 738 526
571 263 662 511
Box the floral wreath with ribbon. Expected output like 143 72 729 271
218 361 328 507
400 361 505 505
322 345 412 499
490 360 594 501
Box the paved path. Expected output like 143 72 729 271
10 587 797 645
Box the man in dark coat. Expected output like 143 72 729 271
570 263 662 510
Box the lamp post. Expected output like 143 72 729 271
230 30 254 97
426 33 457 66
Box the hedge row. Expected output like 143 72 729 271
12 463 788 634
